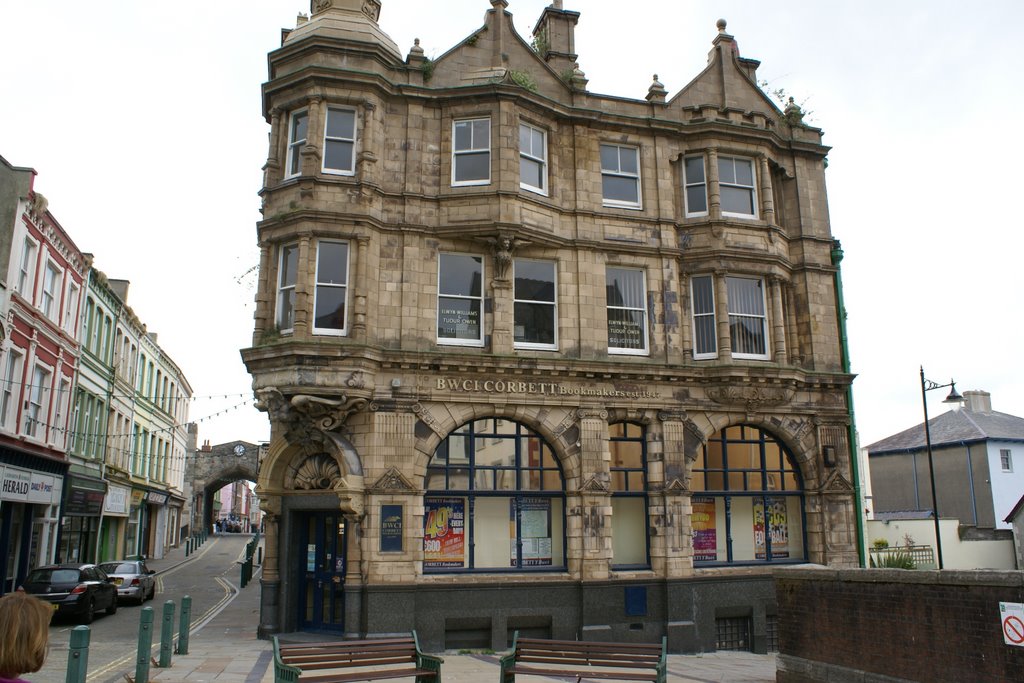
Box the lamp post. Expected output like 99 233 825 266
919 366 964 570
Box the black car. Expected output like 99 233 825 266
20 563 118 624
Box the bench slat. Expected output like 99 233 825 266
273 633 440 683
299 668 436 683
507 665 657 681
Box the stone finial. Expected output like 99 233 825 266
297 12 309 26
717 18 727 33
570 62 588 90
784 96 805 124
408 37 424 59
646 73 667 103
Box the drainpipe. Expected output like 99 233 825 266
831 241 866 567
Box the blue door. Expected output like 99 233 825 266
297 512 346 632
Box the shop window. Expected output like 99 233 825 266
606 267 648 355
313 240 349 335
513 259 556 350
423 418 565 572
286 110 308 178
610 422 649 568
437 253 484 346
323 107 356 175
452 118 490 186
690 425 805 565
276 243 299 332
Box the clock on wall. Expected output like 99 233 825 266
233 444 246 456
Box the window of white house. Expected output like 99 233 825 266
683 155 708 216
323 107 356 175
514 259 556 349
63 282 80 334
52 377 71 450
452 118 490 186
519 123 547 194
691 275 717 359
691 425 805 565
1001 449 1013 473
424 418 565 572
24 364 51 439
0 350 23 431
606 267 648 354
40 262 60 321
727 276 769 359
313 241 349 335
16 237 37 297
276 243 299 332
437 253 484 346
286 110 308 178
610 423 649 568
600 143 641 208
718 156 757 218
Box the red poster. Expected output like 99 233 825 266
691 496 717 562
423 497 465 568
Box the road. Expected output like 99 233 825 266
31 534 254 683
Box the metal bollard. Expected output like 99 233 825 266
135 607 154 683
185 538 191 557
65 625 90 683
257 546 263 566
176 595 192 655
159 600 175 667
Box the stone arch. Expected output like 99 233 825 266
257 432 366 516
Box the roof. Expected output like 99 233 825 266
1006 493 1024 524
867 407 1024 455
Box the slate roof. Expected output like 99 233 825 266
866 408 1024 455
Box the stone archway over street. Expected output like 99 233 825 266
186 440 261 533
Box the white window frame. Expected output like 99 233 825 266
437 252 485 347
16 236 38 298
40 260 61 321
51 377 71 450
312 240 350 336
683 154 709 217
24 363 52 440
451 118 491 187
726 275 770 360
276 243 299 332
519 122 547 195
513 258 558 351
691 275 718 360
1000 448 1013 473
0 349 24 431
606 267 648 356
63 281 80 334
322 106 357 176
718 155 758 219
285 109 309 179
600 143 642 209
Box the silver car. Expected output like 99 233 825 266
97 560 156 605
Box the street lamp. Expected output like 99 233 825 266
919 366 964 570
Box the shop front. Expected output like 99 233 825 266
99 483 131 561
0 457 64 594
58 473 106 564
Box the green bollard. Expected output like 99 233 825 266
185 538 190 557
176 595 192 655
65 625 90 683
159 600 175 667
135 607 154 683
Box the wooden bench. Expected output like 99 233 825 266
498 632 666 683
273 633 443 683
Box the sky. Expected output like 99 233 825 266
0 0 1021 450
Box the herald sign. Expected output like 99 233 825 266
1000 602 1024 647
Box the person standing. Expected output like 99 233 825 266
0 592 53 683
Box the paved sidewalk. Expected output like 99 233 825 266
141 536 776 683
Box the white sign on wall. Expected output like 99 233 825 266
1000 602 1024 647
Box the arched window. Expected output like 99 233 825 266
609 422 649 568
690 425 805 564
423 418 565 572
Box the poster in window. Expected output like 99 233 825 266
691 495 717 562
510 497 552 566
753 496 789 559
423 497 465 567
608 311 644 350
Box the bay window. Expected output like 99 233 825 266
313 241 349 335
718 156 757 218
323 107 356 175
513 259 556 350
276 243 299 332
452 118 490 186
726 276 768 359
683 155 708 216
519 123 547 194
600 143 641 208
437 253 484 346
286 110 308 178
606 267 648 354
691 275 717 359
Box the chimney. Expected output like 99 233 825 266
202 439 212 452
532 1 580 77
963 390 992 413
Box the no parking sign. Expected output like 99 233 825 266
1000 602 1024 647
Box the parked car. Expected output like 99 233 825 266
19 563 118 624
97 560 156 605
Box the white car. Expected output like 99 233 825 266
97 560 156 605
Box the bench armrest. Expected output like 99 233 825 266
272 637 303 683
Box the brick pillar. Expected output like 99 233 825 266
577 408 611 581
770 275 788 365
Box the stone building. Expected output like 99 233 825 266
242 0 858 653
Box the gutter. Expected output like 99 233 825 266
831 241 866 566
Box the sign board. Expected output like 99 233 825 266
1000 602 1024 647
380 504 403 552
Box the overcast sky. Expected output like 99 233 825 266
1 0 1021 450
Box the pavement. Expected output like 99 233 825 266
133 535 776 683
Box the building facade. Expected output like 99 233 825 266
242 0 858 653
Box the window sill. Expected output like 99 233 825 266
602 202 643 211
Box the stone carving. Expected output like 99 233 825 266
369 467 415 492
361 0 381 21
706 385 794 410
576 408 609 421
293 454 343 490
346 371 366 389
661 477 688 492
485 234 520 281
821 470 854 493
255 387 368 447
579 476 609 493
412 403 444 438
658 409 687 423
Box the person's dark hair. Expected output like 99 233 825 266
0 592 53 677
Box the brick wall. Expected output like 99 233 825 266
775 567 1024 683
